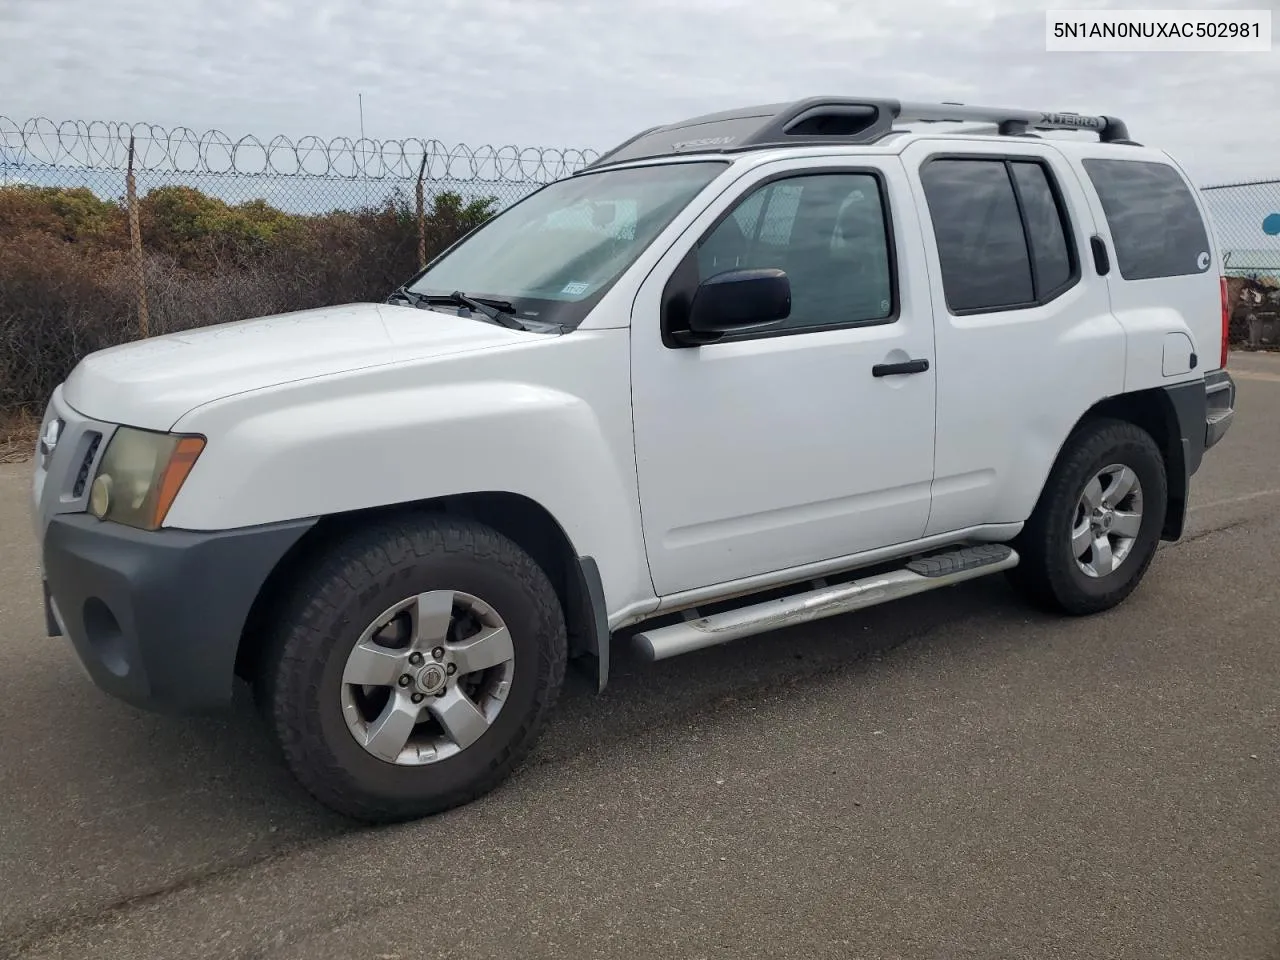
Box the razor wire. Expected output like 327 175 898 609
0 116 598 183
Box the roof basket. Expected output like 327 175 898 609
580 98 1134 172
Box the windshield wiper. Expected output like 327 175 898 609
386 286 559 333
420 291 525 330
386 285 426 307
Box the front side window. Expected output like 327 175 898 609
406 160 727 328
920 157 1077 314
1082 158 1212 281
695 172 894 332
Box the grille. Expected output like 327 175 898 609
72 432 103 497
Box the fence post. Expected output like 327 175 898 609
416 154 429 269
126 135 149 339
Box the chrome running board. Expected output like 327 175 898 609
633 544 1018 662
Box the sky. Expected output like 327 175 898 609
0 0 1277 187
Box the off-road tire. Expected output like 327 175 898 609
256 514 567 823
1007 417 1168 616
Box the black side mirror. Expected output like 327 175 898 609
687 268 791 340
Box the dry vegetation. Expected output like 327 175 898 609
0 183 497 454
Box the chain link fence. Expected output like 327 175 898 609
1201 178 1280 349
3 115 1279 430
0 116 598 424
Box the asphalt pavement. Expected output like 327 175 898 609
2 352 1278 960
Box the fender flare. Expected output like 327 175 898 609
572 556 611 693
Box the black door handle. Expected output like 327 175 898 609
872 358 929 377
1090 235 1110 276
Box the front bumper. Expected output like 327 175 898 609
42 514 315 714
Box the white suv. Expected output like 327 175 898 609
31 98 1237 821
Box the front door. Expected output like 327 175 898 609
630 158 939 597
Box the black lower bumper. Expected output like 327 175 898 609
1160 369 1236 541
1203 368 1236 451
42 514 315 714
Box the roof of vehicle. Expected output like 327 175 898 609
579 98 1137 174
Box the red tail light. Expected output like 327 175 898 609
1220 276 1230 369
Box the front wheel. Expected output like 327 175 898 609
258 515 567 823
1008 418 1168 616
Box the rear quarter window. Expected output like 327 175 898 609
1082 158 1212 281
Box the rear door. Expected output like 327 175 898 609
900 138 1125 536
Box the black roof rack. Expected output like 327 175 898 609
580 98 1134 172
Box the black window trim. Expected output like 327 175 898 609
660 165 901 349
919 152 1082 317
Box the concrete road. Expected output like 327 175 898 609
2 354 1278 960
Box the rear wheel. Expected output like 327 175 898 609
258 514 566 822
1008 418 1167 615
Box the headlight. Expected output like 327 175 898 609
88 427 205 530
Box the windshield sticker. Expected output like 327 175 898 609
561 281 590 296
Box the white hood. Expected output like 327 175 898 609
62 302 530 430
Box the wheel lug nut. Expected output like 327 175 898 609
408 652 424 666
398 675 412 687
411 693 425 704
446 663 457 675
432 647 444 661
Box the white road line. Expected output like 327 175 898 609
1191 489 1280 512
1231 369 1280 383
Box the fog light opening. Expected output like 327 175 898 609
82 597 129 677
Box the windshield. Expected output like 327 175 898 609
405 160 728 328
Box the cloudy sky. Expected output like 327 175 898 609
1 0 1276 185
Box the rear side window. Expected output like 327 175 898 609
1082 158 1212 281
919 157 1077 313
